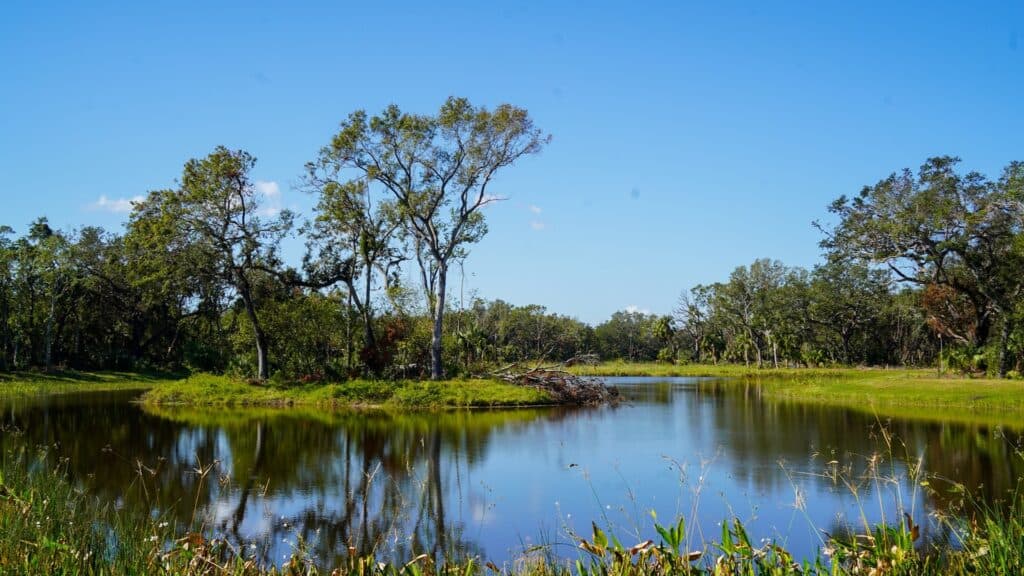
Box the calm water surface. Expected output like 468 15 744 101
2 377 1022 567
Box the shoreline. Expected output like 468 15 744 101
578 362 1024 427
7 365 1024 421
139 373 559 409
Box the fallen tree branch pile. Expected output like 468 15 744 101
492 361 619 406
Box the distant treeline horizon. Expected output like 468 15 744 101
1 113 1021 380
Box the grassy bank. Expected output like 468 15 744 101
2 445 1023 575
0 370 182 399
750 369 1024 428
573 362 1024 424
570 361 942 380
141 373 553 408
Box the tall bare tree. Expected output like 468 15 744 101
325 97 549 379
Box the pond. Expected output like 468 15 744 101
2 377 1022 568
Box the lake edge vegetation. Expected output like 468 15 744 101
0 370 182 399
5 363 1024 419
0 369 556 409
575 363 1024 425
3 437 1023 575
139 373 553 409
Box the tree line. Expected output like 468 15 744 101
672 157 1024 376
0 101 1021 380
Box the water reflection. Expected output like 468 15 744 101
1 379 1022 567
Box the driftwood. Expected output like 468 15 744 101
492 360 619 406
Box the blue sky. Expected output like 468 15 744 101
2 1 1022 324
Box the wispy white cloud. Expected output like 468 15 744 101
530 220 546 231
254 180 281 198
528 204 542 214
255 180 283 216
89 194 144 213
625 304 651 315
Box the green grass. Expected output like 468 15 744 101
141 373 553 409
0 370 554 409
571 362 1024 425
0 370 182 399
752 370 1024 427
569 360 938 379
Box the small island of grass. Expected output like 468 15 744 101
140 373 554 409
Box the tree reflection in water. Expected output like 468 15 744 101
0 394 569 566
2 383 1023 568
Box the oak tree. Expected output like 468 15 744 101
132 147 293 380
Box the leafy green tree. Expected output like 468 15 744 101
700 260 796 367
807 260 890 364
652 315 678 363
885 287 938 366
751 261 795 365
304 155 404 374
229 287 346 379
822 156 1024 376
325 97 549 379
126 188 232 370
676 286 725 364
595 310 661 362
132 147 293 380
0 226 14 370
61 227 126 368
10 219 73 371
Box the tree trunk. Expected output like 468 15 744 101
430 266 447 380
975 310 992 350
131 316 145 364
362 271 379 373
345 291 354 373
44 282 57 372
998 318 1013 378
0 293 8 372
27 291 37 366
239 286 269 381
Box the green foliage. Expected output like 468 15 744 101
5 148 1023 384
127 147 294 381
325 97 549 379
594 310 662 362
671 257 943 370
440 300 594 372
304 153 405 375
823 157 1024 376
229 291 348 379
